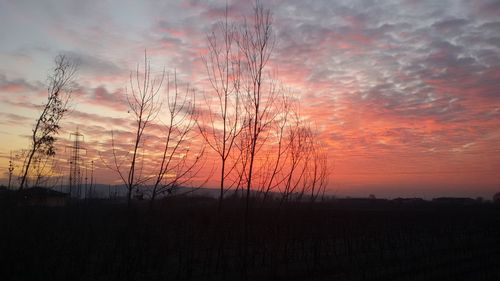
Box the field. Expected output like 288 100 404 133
1 198 500 281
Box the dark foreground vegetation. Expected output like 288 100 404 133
1 198 500 281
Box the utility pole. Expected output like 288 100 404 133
89 160 94 199
59 176 64 193
84 163 88 199
8 151 14 190
66 128 86 199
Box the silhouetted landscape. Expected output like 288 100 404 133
1 0 500 280
1 193 500 280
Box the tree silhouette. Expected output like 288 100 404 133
104 51 163 206
238 1 277 212
19 54 77 190
151 72 205 205
198 6 244 208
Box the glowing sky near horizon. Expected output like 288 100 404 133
0 0 499 198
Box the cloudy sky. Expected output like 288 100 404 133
0 0 499 198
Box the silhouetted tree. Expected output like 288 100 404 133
104 51 163 206
307 137 329 203
19 54 78 189
231 2 281 279
280 118 313 204
151 72 205 205
259 93 294 203
198 7 244 208
238 1 277 212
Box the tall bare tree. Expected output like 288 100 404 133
19 54 77 190
238 2 277 210
259 93 294 203
104 51 163 206
271 120 329 204
229 3 281 279
279 118 313 204
151 72 205 204
198 7 244 208
307 138 329 203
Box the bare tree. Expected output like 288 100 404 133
279 118 313 204
308 140 329 203
103 51 163 206
298 128 329 203
19 54 77 190
257 93 296 203
229 3 281 279
150 72 205 205
238 2 277 210
267 116 330 205
198 7 244 208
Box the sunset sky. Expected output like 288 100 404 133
0 0 499 198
